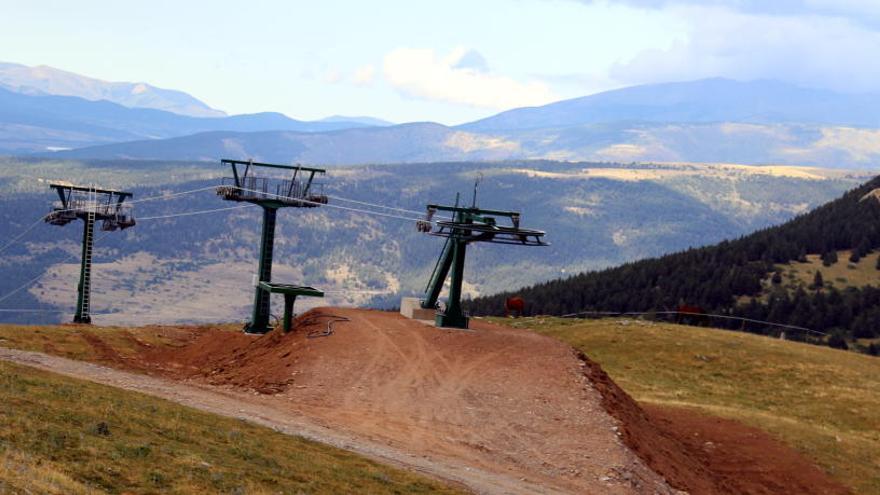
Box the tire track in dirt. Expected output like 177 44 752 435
6 309 847 494
0 346 567 495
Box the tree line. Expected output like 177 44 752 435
468 176 880 355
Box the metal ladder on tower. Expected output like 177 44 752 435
78 187 96 322
248 207 277 332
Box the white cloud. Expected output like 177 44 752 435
582 0 880 24
383 47 557 109
609 5 880 93
352 64 375 86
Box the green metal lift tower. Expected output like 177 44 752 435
216 159 328 334
45 182 135 324
418 192 546 329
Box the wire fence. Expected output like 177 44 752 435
553 309 826 337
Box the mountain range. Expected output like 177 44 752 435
462 78 880 131
0 62 225 117
2 62 880 169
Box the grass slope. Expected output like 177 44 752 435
0 358 460 494
489 316 880 495
776 251 880 291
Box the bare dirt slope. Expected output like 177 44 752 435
0 309 850 494
137 308 674 494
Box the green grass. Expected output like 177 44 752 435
0 359 462 494
488 316 880 495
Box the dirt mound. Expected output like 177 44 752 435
122 308 847 495
578 354 848 495
644 405 849 495
139 311 354 393
137 308 674 494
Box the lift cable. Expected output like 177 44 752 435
0 216 50 256
0 196 416 308
325 194 450 220
0 184 459 316
0 185 220 257
0 230 116 306
1 184 436 258
138 204 256 220
557 310 826 336
233 187 427 223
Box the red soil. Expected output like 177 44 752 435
78 308 848 494
579 354 849 495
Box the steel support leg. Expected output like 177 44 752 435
73 216 94 324
282 294 297 333
436 238 469 329
246 207 277 334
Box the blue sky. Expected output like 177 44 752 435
2 0 879 124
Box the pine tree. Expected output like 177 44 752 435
812 270 825 290
828 333 849 350
822 250 838 267
771 271 782 285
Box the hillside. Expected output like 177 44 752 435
0 157 864 326
0 310 853 494
492 316 880 495
470 175 880 353
0 356 461 494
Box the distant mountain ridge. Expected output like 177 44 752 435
0 86 387 154
0 61 225 118
318 115 395 126
9 74 880 169
50 119 880 169
459 78 880 131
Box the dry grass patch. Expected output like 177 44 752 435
489 316 880 495
0 359 462 494
777 251 880 291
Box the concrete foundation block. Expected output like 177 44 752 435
400 297 436 321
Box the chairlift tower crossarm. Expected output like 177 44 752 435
45 182 135 324
216 159 328 334
419 196 547 329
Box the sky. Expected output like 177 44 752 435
1 0 879 124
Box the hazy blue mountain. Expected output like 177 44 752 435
49 123 520 164
318 115 395 126
460 78 880 131
15 76 880 169
0 61 225 118
0 88 385 153
50 118 880 169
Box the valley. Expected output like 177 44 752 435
0 157 865 326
